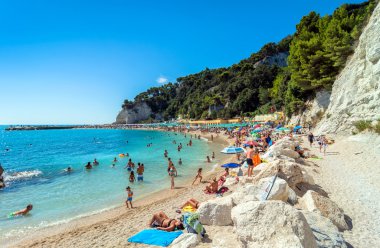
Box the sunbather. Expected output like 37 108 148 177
204 178 218 193
181 198 200 209
148 211 184 231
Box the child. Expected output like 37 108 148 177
125 187 133 208
192 168 203 185
129 171 136 183
10 204 33 217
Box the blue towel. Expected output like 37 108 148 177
128 229 183 247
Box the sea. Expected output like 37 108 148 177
0 126 221 241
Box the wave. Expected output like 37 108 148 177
3 170 43 182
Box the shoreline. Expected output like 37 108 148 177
5 130 232 248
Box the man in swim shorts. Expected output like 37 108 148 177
137 163 144 182
125 186 133 208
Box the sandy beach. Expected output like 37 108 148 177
5 131 233 248
305 134 380 247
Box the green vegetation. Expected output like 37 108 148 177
353 120 373 132
121 1 376 121
374 121 380 134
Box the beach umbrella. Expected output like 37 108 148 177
220 146 245 154
293 125 302 131
244 140 259 146
221 163 240 168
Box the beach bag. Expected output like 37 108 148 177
182 213 206 237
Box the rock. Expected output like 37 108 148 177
211 228 241 248
224 177 239 187
231 184 260 205
115 102 153 124
303 211 347 248
253 162 268 174
299 190 349 231
316 2 380 134
257 177 289 202
171 233 199 248
231 201 317 248
197 196 234 226
281 148 300 159
254 160 311 189
287 187 298 205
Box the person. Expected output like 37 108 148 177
211 134 213 141
204 178 218 193
168 164 177 189
93 159 99 166
0 164 5 188
125 186 133 208
148 211 184 231
126 153 129 157
192 168 202 185
189 140 192 146
181 198 200 209
212 152 215 159
129 171 136 183
11 204 33 216
125 159 134 171
178 158 182 165
65 167 73 172
246 145 254 177
322 137 328 155
222 168 229 178
253 148 261 168
308 132 314 147
137 163 144 182
85 162 92 170
164 150 168 158
206 156 211 163
167 158 174 172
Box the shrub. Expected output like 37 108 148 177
374 121 380 134
353 120 372 132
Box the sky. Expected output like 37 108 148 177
0 0 366 124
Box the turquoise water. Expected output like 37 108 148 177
0 127 219 240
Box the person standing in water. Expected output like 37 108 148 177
129 171 136 183
137 163 144 182
125 186 133 208
178 158 182 165
85 162 92 170
168 164 177 189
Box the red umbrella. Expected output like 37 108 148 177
253 124 261 129
245 141 259 146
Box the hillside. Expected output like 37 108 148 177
116 1 376 124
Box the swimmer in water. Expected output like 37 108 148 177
93 159 99 166
113 157 118 163
11 204 33 216
129 171 136 183
85 162 92 170
206 156 211 163
65 167 73 172
178 158 182 165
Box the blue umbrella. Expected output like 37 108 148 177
293 125 302 131
221 163 240 168
220 146 245 154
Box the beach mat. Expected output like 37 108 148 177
128 229 183 247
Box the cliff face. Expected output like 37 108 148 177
115 102 152 124
316 2 380 134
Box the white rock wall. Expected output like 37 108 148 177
316 2 380 134
115 102 152 124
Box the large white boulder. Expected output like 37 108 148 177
299 190 349 231
211 228 241 248
281 148 300 159
303 211 347 248
197 196 234 226
171 233 199 248
231 184 260 205
257 177 289 202
254 160 311 189
231 201 317 248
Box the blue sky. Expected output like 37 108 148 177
0 0 365 124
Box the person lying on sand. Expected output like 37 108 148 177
203 178 218 193
181 198 200 209
11 204 33 216
148 211 184 231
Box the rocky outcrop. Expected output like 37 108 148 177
257 177 289 202
299 190 349 231
115 102 153 124
316 2 380 134
231 201 317 248
171 233 199 248
303 211 348 248
288 90 331 127
254 52 289 68
197 196 234 226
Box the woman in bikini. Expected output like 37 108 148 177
148 211 184 231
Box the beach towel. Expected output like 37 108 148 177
127 229 183 247
182 205 196 213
